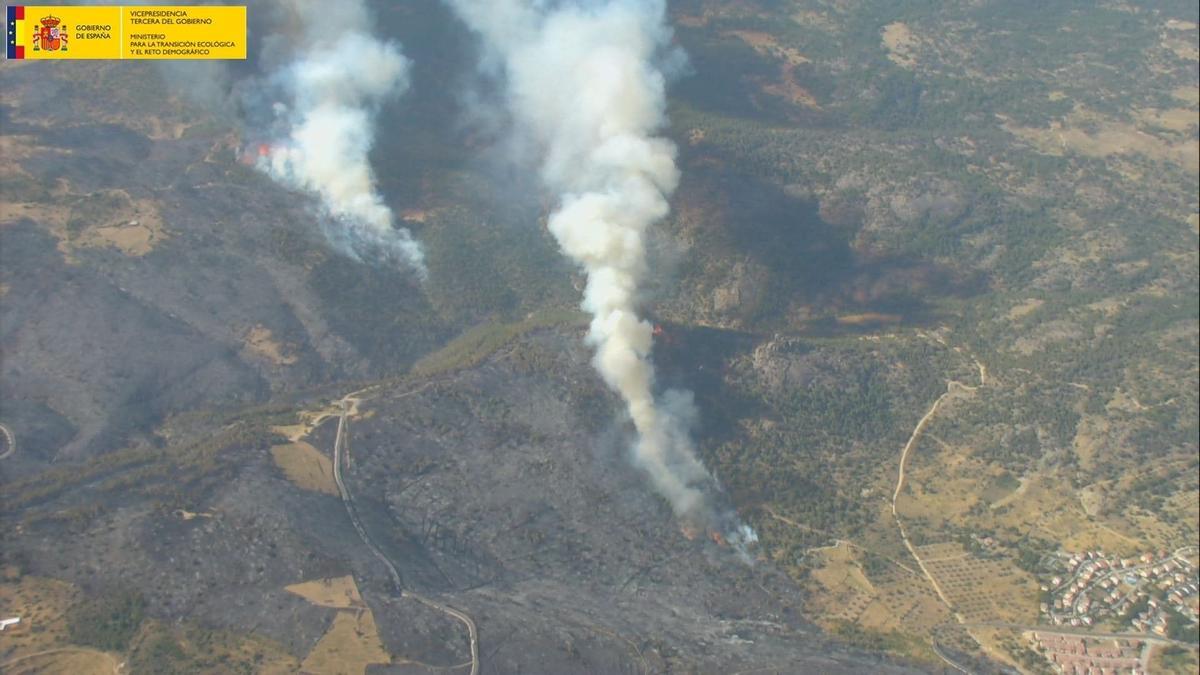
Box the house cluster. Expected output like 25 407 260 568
1038 549 1199 634
1030 633 1143 675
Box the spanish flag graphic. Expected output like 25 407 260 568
6 6 25 60
6 5 117 59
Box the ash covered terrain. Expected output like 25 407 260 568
6 323 919 673
3 1 1199 674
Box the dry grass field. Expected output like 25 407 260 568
0 573 119 674
243 325 298 366
285 575 391 674
903 435 1153 556
130 618 300 674
0 573 79 657
806 541 952 637
918 542 1039 624
285 576 366 610
299 610 391 675
1 648 120 675
1002 106 1200 174
270 441 339 496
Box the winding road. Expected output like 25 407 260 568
888 348 987 671
890 380 977 620
330 391 480 675
0 422 15 460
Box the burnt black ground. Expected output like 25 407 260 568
336 328 924 673
3 327 927 673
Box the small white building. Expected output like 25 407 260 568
0 617 19 631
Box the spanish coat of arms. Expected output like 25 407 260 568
32 15 68 52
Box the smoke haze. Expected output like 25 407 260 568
447 0 752 545
256 0 425 274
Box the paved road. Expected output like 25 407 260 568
0 422 15 459
965 622 1198 649
331 393 480 675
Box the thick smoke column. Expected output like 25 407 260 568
448 0 753 546
257 0 424 274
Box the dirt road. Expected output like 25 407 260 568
0 647 122 674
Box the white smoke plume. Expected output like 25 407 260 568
447 0 753 547
256 0 425 275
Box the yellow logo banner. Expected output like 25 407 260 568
7 5 246 60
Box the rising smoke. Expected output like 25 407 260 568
253 0 424 274
446 0 755 548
